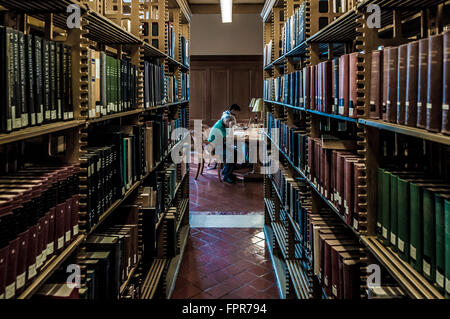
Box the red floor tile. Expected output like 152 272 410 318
232 284 260 299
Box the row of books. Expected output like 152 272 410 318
376 168 450 297
264 40 273 67
307 138 364 232
80 205 139 299
87 49 139 119
281 2 307 55
310 212 363 299
82 126 147 230
0 164 80 299
144 62 165 108
264 52 359 118
370 31 450 135
266 112 308 172
0 27 73 133
181 36 189 67
166 76 179 104
166 21 176 59
181 72 190 102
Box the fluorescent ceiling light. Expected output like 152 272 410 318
220 0 232 23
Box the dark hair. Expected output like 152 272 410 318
229 104 241 112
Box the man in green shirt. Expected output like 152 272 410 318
208 112 237 183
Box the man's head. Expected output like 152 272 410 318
229 104 241 117
222 115 235 128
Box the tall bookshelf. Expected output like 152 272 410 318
0 0 190 299
262 0 449 299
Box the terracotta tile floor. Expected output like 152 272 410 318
189 161 264 213
173 156 278 299
172 228 280 299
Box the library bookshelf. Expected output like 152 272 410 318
0 0 190 299
262 0 449 299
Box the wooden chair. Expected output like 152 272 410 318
194 140 223 182
192 126 223 182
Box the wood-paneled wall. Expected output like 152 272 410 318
189 55 263 127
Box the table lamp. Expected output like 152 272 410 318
252 98 264 125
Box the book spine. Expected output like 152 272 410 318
349 53 358 118
18 32 28 128
426 34 443 132
397 44 408 125
12 30 22 130
405 41 419 127
386 47 398 123
370 50 382 119
417 38 429 129
443 31 450 135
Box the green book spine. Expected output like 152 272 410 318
435 193 445 291
107 55 111 114
409 183 423 272
377 167 384 240
381 169 390 245
115 58 118 112
445 199 450 298
390 174 398 250
397 177 410 261
422 188 435 281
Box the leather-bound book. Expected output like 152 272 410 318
55 202 66 253
310 65 316 110
406 41 419 127
397 44 408 125
343 258 361 299
332 245 360 299
324 148 331 199
333 58 339 114
386 47 398 123
339 54 350 116
317 63 322 112
349 52 358 118
324 60 333 114
370 50 382 119
382 47 389 121
344 158 358 226
427 34 444 132
443 30 450 135
417 38 429 129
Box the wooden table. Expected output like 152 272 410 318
232 127 265 181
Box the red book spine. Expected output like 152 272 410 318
406 41 419 127
36 217 44 271
310 65 316 110
336 153 344 212
382 47 389 121
324 60 332 114
331 247 340 298
443 31 450 135
5 238 19 299
397 44 408 125
307 137 314 178
370 50 382 119
324 149 331 200
343 260 360 299
427 34 443 132
47 208 55 258
386 47 398 123
417 38 429 128
304 67 310 108
0 245 9 299
26 225 38 283
339 54 350 116
64 198 73 245
323 240 332 296
331 150 338 204
55 203 66 253
15 230 28 293
349 52 358 118
344 159 354 226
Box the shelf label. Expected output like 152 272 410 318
57 236 64 250
65 230 71 243
390 233 396 245
423 260 431 276
73 225 79 236
410 245 417 260
36 253 43 269
382 227 387 239
446 278 450 294
436 271 444 288
47 243 54 256
353 219 358 230
5 283 15 299
16 272 26 289
332 285 337 297
28 264 37 280
398 238 404 252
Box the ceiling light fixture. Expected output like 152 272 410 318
220 0 232 23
